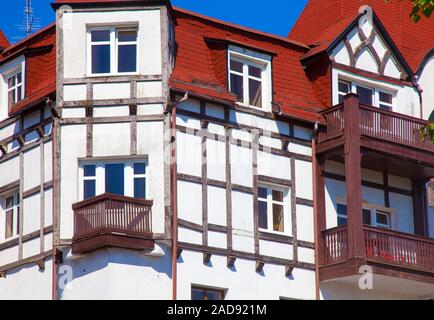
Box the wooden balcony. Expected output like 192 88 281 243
320 225 434 283
72 193 154 254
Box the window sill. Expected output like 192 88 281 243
259 228 291 237
86 72 139 78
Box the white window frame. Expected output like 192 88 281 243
228 45 272 111
1 190 20 242
258 184 290 235
78 159 148 201
87 26 139 77
336 197 394 229
337 79 396 111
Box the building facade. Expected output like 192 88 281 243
0 0 433 300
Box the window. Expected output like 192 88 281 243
258 185 289 234
337 80 395 111
7 70 23 108
80 161 148 200
229 58 263 108
3 192 19 240
89 27 138 75
191 286 225 300
336 201 392 229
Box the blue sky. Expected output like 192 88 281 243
0 0 308 44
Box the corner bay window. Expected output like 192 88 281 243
2 192 19 240
89 28 138 75
258 185 289 234
7 70 23 107
337 202 392 229
81 161 148 200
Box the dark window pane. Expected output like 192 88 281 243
379 104 392 112
337 216 347 226
337 204 347 216
6 196 14 209
376 212 389 226
249 79 262 108
191 288 222 300
191 288 205 300
8 75 14 88
16 206 20 236
92 45 111 74
118 30 137 42
273 204 284 232
91 30 110 42
248 65 261 78
230 73 243 102
118 44 137 72
338 81 350 93
84 180 96 200
134 177 146 199
105 164 124 195
379 92 392 104
134 163 146 175
5 210 13 239
17 72 22 84
205 291 222 300
17 87 22 102
272 190 283 202
362 209 371 225
258 187 267 199
356 86 373 105
8 90 14 106
230 59 243 73
84 164 96 177
258 200 268 229
338 94 345 104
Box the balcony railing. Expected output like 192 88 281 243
319 103 434 151
321 225 434 273
72 193 153 253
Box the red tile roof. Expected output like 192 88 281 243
172 7 324 123
0 30 9 50
289 0 434 73
0 24 56 115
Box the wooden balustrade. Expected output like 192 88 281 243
72 193 153 242
321 225 348 265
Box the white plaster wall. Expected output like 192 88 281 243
62 9 162 78
63 84 86 102
206 138 226 182
22 237 40 259
177 180 202 225
257 151 291 181
231 191 254 253
208 230 227 249
22 193 40 235
23 146 40 190
0 245 18 266
0 258 53 300
207 186 226 226
92 106 130 118
295 159 312 200
230 145 252 187
0 120 20 141
93 123 130 156
417 56 434 120
259 240 292 260
60 247 172 300
93 83 130 100
177 131 201 177
177 250 316 300
296 204 314 242
0 155 19 186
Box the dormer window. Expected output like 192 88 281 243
88 27 138 75
228 46 272 111
338 79 394 111
7 70 23 108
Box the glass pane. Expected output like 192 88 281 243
134 177 146 199
379 104 392 112
8 75 15 88
379 92 392 104
83 164 96 177
248 65 262 78
258 187 267 199
16 87 22 102
273 204 284 232
337 203 347 216
376 212 389 225
362 208 371 225
16 206 20 236
118 44 137 73
272 190 283 202
6 196 14 209
205 290 222 300
84 180 96 200
258 200 268 229
91 30 110 42
356 86 373 105
5 211 13 239
230 59 243 73
249 78 262 108
230 73 243 102
338 81 350 93
92 45 111 74
338 94 345 104
191 288 205 300
105 164 124 195
337 216 347 226
118 30 137 42
134 163 146 175
17 72 22 84
8 90 14 106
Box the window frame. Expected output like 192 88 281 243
227 46 272 111
337 79 396 111
87 26 139 77
78 159 148 201
191 285 226 300
257 184 291 235
6 68 24 109
1 190 20 242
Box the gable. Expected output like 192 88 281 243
330 8 408 80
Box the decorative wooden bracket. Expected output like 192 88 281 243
36 259 45 271
285 265 294 277
16 135 25 147
203 252 212 264
129 104 137 116
85 106 93 117
36 126 45 138
227 256 236 268
176 248 183 259
281 140 289 151
50 107 59 118
0 271 6 278
201 120 209 129
55 249 63 265
255 261 264 273
0 144 7 156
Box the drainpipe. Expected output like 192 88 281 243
171 91 189 300
412 76 423 119
312 122 321 301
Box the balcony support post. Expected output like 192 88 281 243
343 94 365 260
412 179 429 237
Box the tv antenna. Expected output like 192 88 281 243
13 0 42 42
